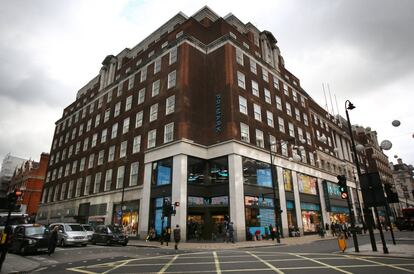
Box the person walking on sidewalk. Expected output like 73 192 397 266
48 226 59 256
173 225 181 250
269 224 275 241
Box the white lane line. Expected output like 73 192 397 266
213 251 222 274
289 253 352 274
345 255 414 273
158 254 179 274
246 251 284 274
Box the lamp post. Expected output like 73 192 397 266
269 141 282 244
345 100 377 252
119 157 128 227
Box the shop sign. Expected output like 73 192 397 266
215 94 222 133
330 206 349 213
300 202 320 211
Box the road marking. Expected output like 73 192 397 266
158 254 178 274
34 267 48 272
213 251 222 274
246 251 284 274
345 255 414 273
289 253 352 274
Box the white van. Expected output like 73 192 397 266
49 223 88 247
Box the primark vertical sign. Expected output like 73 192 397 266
215 94 222 133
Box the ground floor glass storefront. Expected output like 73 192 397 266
300 202 321 234
329 206 349 224
112 200 140 237
245 196 276 240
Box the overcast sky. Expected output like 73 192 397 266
0 0 413 169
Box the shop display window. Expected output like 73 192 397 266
187 156 228 185
242 158 272 187
152 158 173 186
283 169 293 191
297 173 318 195
112 201 139 237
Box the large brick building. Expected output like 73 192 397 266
38 7 364 241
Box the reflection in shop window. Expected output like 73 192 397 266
242 158 272 187
245 195 275 240
187 156 228 185
297 173 318 195
300 202 321 234
283 169 293 191
151 158 173 186
153 197 170 236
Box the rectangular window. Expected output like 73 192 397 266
117 82 123 97
68 181 74 199
295 107 301 121
269 135 276 152
116 166 125 189
286 102 292 116
253 104 262 121
98 97 103 109
152 80 160 97
71 128 76 140
309 152 315 166
154 58 161 74
107 90 113 103
78 124 84 136
281 142 288 156
164 122 174 143
255 129 264 148
114 102 121 117
138 88 145 104
98 150 104 165
140 67 147 82
237 71 245 89
123 117 130 134
71 160 77 174
64 164 70 177
303 113 309 126
79 157 85 172
101 129 107 143
132 135 141 154
81 109 86 119
252 80 259 97
108 146 115 162
91 133 97 147
264 88 271 104
298 128 304 142
111 123 118 139
166 95 175 115
88 154 94 169
128 75 134 90
135 111 143 128
95 114 100 127
75 142 80 154
60 182 67 200
169 47 177 65
283 83 289 96
94 172 101 193
266 111 274 127
239 96 247 114
150 104 158 122
288 122 295 137
130 162 139 186
262 69 269 82
236 48 244 65
104 109 110 122
273 76 279 90
125 95 132 111
301 96 306 107
104 169 112 191
83 137 89 151
75 178 82 197
276 96 282 110
240 123 250 142
120 141 127 158
278 117 285 133
167 70 176 89
250 59 257 74
148 129 156 148
89 103 94 114
84 176 91 196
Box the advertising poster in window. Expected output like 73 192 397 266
327 181 341 198
283 169 293 191
157 166 171 185
297 173 318 195
256 168 272 187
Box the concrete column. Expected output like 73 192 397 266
171 154 187 240
228 154 246 241
292 171 303 231
138 162 152 238
276 166 288 237
106 202 113 225
317 179 328 226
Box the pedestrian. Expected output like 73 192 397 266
330 222 335 237
173 225 181 250
164 227 171 246
269 225 275 241
48 226 59 256
362 222 367 234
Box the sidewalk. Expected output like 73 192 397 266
0 253 40 274
345 241 414 258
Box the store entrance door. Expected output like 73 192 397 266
187 208 228 241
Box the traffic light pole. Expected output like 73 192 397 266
345 185 359 252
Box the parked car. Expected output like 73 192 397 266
49 223 88 247
9 224 49 255
91 225 128 246
81 224 95 241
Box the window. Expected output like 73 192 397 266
239 96 247 114
122 117 130 134
53 184 60 201
276 96 282 110
58 167 63 179
253 104 262 121
94 172 101 193
164 122 174 143
262 68 269 82
81 137 88 152
255 129 264 148
167 70 176 89
116 166 125 189
250 59 257 74
309 152 315 166
169 47 177 65
240 123 250 142
286 102 292 116
71 128 76 140
252 80 259 97
237 71 245 89
295 107 301 121
60 182 67 200
95 114 100 127
132 135 141 154
84 176 91 196
125 95 132 111
111 123 118 139
236 48 244 65
78 124 84 136
281 142 288 156
120 141 127 158
114 102 121 117
72 160 77 174
81 108 86 119
104 169 112 191
303 113 308 126
98 150 104 165
273 76 279 90
135 111 143 128
107 91 113 103
266 111 274 127
104 109 110 122
269 135 276 152
68 181 74 199
283 84 289 96
138 88 145 104
288 122 295 137
264 88 271 104
148 129 156 148
68 145 73 158
298 128 304 142
128 75 134 90
150 104 158 122
89 103 94 114
91 133 97 147
166 95 175 115
79 157 85 172
140 67 147 82
153 58 161 74
117 82 123 96
98 97 103 109
293 90 298 102
152 80 160 97
301 96 306 107
88 154 94 169
101 129 107 143
108 146 115 162
75 142 80 154
278 117 285 133
130 162 139 186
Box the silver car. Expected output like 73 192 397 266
49 223 88 247
81 224 95 241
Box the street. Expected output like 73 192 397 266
14 231 412 274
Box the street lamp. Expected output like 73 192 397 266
345 100 377 252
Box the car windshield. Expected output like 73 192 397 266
82 225 93 231
108 226 123 233
25 226 46 236
65 224 84 231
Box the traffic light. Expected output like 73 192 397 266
337 175 348 199
7 189 22 210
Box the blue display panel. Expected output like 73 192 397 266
256 168 272 187
157 166 171 185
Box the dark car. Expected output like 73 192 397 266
91 225 128 246
9 224 49 255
